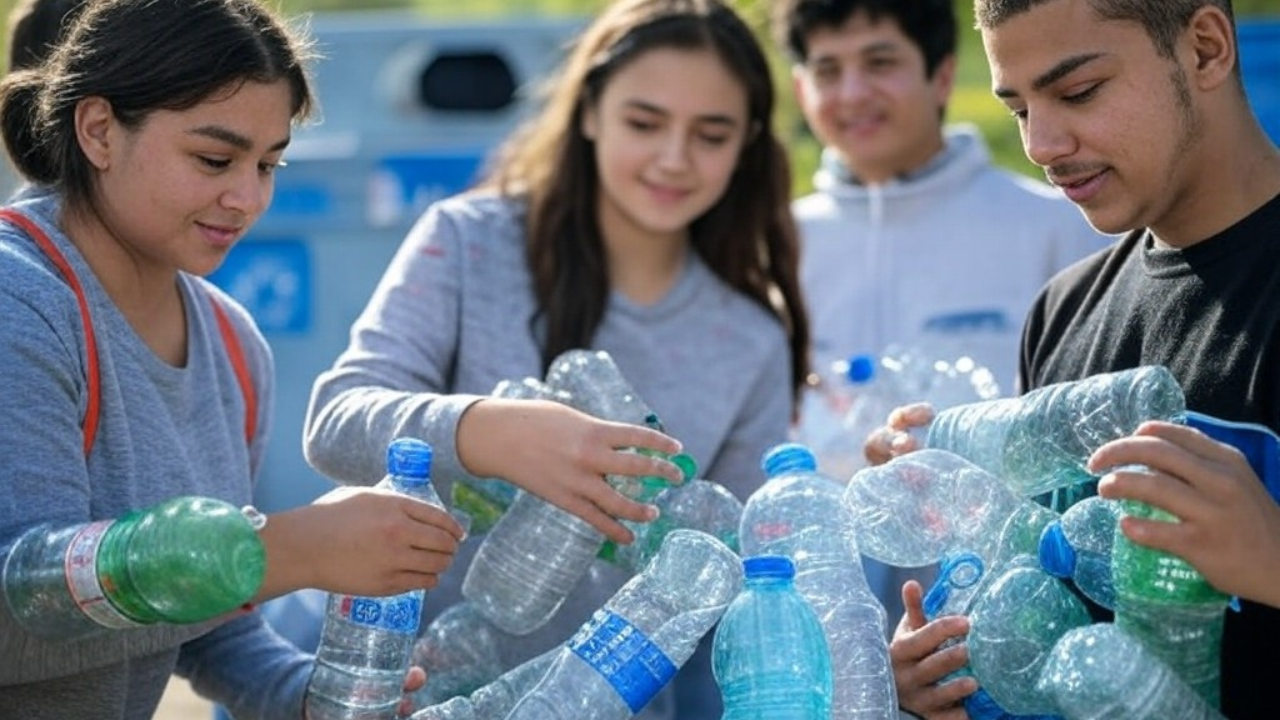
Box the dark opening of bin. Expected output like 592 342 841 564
418 52 517 112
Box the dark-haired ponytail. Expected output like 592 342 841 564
0 71 59 187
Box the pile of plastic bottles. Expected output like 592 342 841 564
7 360 1235 720
843 365 1231 720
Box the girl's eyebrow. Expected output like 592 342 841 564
624 99 739 128
189 124 291 153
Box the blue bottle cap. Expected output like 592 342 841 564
1037 521 1077 579
760 442 816 478
743 555 794 579
845 353 877 384
387 437 433 479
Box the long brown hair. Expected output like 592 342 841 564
480 0 810 405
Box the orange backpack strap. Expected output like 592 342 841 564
207 294 258 444
0 208 101 455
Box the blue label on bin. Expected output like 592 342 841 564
340 594 421 634
207 238 310 334
569 610 675 712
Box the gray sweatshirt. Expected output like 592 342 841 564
304 192 794 719
0 192 312 720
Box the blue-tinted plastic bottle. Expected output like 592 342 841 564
1038 495 1122 610
712 555 833 720
741 443 896 720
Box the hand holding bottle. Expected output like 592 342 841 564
257 483 466 602
454 397 685 544
1091 420 1280 608
889 580 978 720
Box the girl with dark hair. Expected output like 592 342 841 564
304 0 809 716
0 1 464 717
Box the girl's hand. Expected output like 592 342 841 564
258 488 466 600
455 398 686 544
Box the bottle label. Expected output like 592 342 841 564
337 593 422 634
64 520 144 629
569 609 675 712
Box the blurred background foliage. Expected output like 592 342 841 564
5 0 1276 194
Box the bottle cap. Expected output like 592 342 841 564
743 554 794 579
845 353 877 384
922 552 984 619
760 442 816 477
1037 521 1077 579
387 437 433 478
670 452 698 481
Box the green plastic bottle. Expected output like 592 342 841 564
4 496 266 639
1111 500 1230 708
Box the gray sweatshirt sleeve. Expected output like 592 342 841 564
303 201 485 494
175 611 312 720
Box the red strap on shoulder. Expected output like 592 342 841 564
207 296 257 444
0 208 101 455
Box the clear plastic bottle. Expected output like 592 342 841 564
1036 623 1228 720
1111 500 1230 708
306 437 444 720
1038 495 1122 610
504 529 743 720
793 353 879 481
739 443 896 720
409 601 507 708
926 366 1187 497
546 348 680 498
843 449 1058 571
461 487 602 636
409 648 559 720
3 495 266 639
965 562 1091 716
451 378 567 535
545 348 656 425
608 477 744 574
713 554 833 720
838 347 1002 477
463 349 683 635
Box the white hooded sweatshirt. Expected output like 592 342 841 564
795 124 1109 392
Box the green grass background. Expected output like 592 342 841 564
4 0 1278 193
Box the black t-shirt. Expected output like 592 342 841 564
1019 192 1280 720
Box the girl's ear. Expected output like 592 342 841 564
74 96 115 171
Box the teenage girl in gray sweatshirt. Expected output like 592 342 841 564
303 1 810 717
